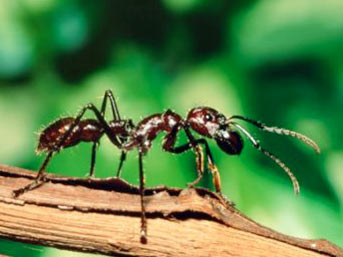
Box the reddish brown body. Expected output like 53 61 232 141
15 90 320 244
38 109 185 155
38 118 132 153
38 118 102 152
122 110 183 153
37 107 244 156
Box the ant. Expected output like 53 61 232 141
12 89 320 244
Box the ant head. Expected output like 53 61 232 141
187 107 243 155
187 107 226 137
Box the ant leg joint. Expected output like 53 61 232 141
85 103 94 109
105 89 114 96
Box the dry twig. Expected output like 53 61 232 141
0 164 341 257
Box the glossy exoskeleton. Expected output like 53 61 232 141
13 90 320 243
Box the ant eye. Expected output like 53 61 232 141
205 114 213 122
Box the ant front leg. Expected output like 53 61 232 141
162 126 205 188
194 138 222 194
183 127 222 194
188 137 234 206
188 144 205 187
163 129 225 200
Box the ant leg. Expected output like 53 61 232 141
88 142 99 178
51 103 122 149
163 125 220 191
229 115 320 154
231 122 300 195
77 103 122 147
89 90 124 177
13 151 53 197
163 127 219 191
100 89 121 120
166 142 204 187
162 129 230 203
192 138 235 205
164 126 230 204
116 151 127 177
162 127 205 188
187 144 204 187
183 128 222 194
138 151 147 244
100 90 130 177
69 104 123 178
193 138 222 194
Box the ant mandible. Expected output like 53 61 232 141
12 89 320 244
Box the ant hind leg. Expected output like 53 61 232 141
13 151 53 197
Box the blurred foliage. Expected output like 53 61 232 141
0 0 342 256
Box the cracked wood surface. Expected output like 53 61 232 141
0 164 341 257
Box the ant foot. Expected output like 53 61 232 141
12 188 25 198
12 175 47 198
140 231 148 244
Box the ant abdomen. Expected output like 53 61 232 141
37 117 103 153
79 119 104 142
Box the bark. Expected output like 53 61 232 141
0 164 341 257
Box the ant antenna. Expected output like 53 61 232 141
230 122 300 195
229 115 320 154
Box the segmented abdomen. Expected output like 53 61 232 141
37 117 103 153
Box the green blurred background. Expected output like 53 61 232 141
0 0 342 256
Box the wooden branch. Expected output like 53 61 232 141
0 164 341 257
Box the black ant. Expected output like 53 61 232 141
12 89 320 243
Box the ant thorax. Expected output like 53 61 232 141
123 110 183 153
